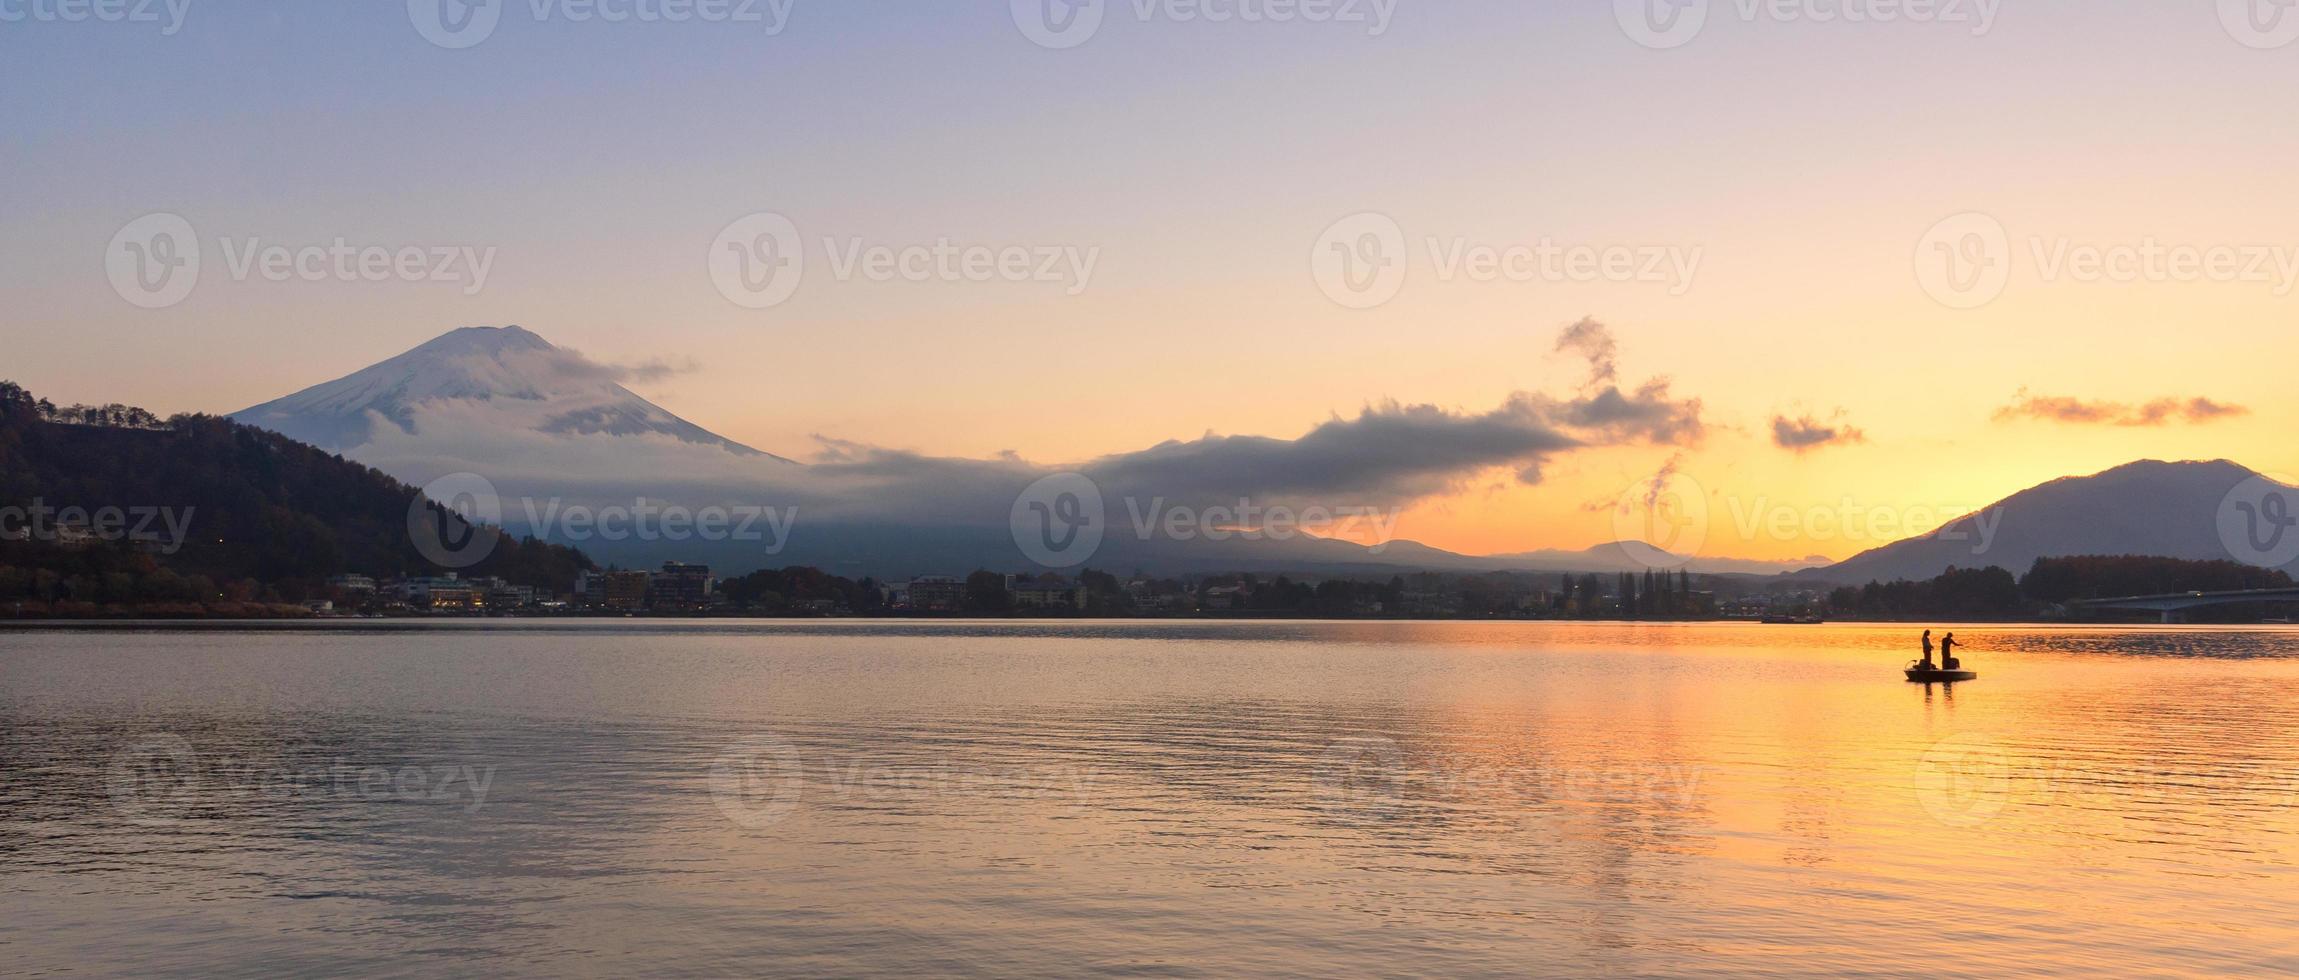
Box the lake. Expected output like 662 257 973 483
4 621 2297 976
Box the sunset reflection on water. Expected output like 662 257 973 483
3 621 2295 975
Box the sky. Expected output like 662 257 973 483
4 0 2295 563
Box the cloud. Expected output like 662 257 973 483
1538 318 1706 445
1554 316 1619 387
1993 390 2250 427
1544 380 1706 446
1640 452 1685 510
613 357 701 384
1081 398 1584 511
1771 411 1866 453
2170 397 2247 422
344 318 1714 537
513 347 701 387
1074 319 1705 509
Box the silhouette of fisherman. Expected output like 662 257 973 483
1940 632 1961 671
1919 629 1935 669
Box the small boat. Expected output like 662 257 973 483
1905 662 1976 683
1762 614 1825 625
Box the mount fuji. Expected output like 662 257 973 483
218 326 1822 578
233 325 782 460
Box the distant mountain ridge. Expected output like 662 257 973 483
222 328 2284 582
234 325 780 459
1818 460 2293 584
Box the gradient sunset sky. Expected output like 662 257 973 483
4 1 2293 562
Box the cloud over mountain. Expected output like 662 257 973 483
1994 390 2250 427
234 326 773 458
235 320 1728 573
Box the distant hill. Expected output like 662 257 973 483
1820 460 2294 584
1486 542 1822 577
0 381 592 596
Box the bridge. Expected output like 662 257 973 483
2070 587 2299 623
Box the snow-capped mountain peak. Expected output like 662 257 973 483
233 325 779 459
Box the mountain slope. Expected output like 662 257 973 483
1821 460 2292 584
0 381 593 594
234 325 780 459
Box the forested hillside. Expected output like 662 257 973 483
1 381 590 612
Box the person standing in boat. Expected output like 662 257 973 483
1919 630 1935 669
1940 633 1961 671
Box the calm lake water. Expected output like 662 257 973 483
3 621 2297 977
